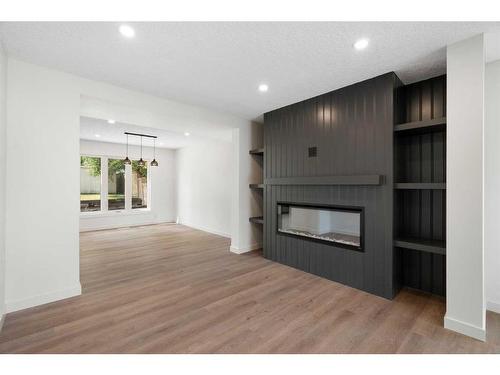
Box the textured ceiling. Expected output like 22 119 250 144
1 22 500 120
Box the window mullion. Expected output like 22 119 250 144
125 164 132 211
101 157 109 212
147 163 152 209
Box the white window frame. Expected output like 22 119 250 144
80 154 151 216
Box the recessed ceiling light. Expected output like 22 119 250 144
258 84 269 93
159 142 164 146
184 132 190 136
107 119 115 124
354 38 369 50
119 25 135 38
95 134 100 138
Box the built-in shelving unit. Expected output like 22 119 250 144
249 147 264 226
249 216 264 224
393 74 447 296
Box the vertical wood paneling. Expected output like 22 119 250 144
263 72 397 299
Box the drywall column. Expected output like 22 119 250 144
5 60 82 312
445 34 486 341
485 59 500 314
0 41 7 327
231 122 263 254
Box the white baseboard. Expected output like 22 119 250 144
487 300 500 314
5 283 82 313
179 221 230 238
80 220 174 232
230 243 262 254
444 315 486 341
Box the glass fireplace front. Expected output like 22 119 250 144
277 203 363 251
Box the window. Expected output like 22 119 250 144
132 161 148 209
80 155 150 214
108 158 126 211
80 156 101 212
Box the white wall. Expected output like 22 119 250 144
0 41 7 326
5 58 82 313
175 138 233 237
445 34 486 341
230 123 263 253
79 139 176 232
5 58 251 313
485 59 500 314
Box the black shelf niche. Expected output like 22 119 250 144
394 74 447 296
249 145 264 228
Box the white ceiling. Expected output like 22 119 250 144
80 116 197 149
1 22 500 120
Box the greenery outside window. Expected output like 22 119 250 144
108 158 126 211
80 155 150 214
132 160 148 209
80 156 101 212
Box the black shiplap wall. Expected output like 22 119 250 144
263 73 399 299
394 75 447 296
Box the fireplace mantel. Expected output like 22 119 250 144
264 174 382 186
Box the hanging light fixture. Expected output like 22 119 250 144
124 131 157 166
150 138 159 167
123 133 131 165
138 136 145 166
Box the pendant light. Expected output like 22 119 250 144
138 136 145 166
150 138 159 167
123 133 131 165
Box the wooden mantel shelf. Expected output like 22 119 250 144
264 175 382 186
249 148 264 155
249 216 264 224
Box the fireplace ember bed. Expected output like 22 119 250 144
276 202 364 252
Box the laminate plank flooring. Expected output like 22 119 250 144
0 223 498 353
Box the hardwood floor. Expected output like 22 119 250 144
0 223 499 353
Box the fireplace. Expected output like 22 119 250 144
277 202 364 251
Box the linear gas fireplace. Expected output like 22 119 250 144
277 202 364 251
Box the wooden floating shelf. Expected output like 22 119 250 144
249 148 264 155
265 174 382 186
394 117 446 133
249 216 264 224
249 184 264 189
395 183 446 190
394 238 446 256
